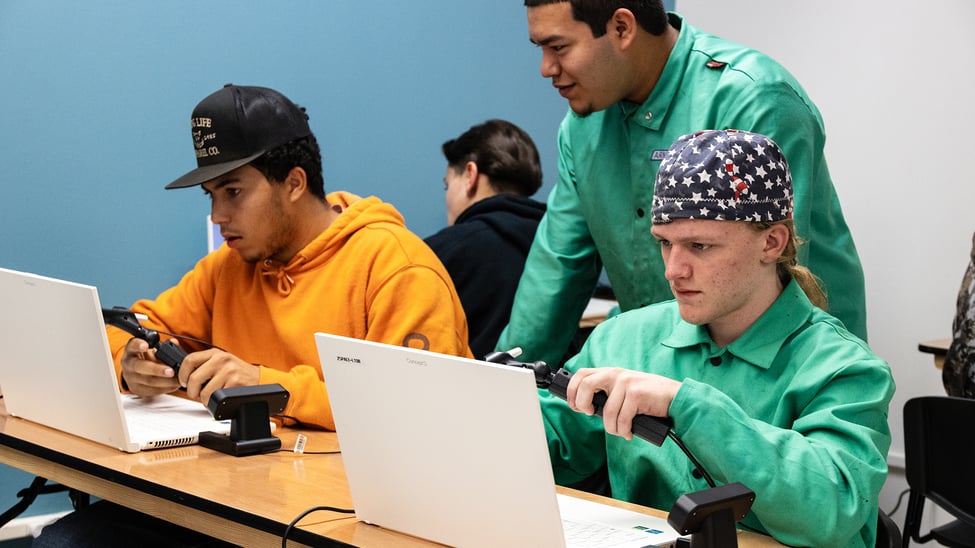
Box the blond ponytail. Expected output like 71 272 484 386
753 220 828 311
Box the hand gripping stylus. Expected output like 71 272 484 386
101 307 187 374
482 350 673 446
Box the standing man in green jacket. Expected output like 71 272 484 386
498 0 867 367
544 129 893 547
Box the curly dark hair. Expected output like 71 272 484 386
524 0 669 37
249 134 325 200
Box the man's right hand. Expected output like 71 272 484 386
120 338 181 396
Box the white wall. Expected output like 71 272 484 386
679 0 975 530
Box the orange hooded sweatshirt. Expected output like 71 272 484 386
108 192 471 430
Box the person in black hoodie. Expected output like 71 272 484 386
425 119 546 360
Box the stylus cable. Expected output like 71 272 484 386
282 505 355 548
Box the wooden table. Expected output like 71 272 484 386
579 298 618 329
0 411 783 547
918 338 950 369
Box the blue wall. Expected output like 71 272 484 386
0 0 673 523
0 0 571 519
0 0 568 307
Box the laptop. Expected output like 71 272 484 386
0 267 232 453
315 332 683 548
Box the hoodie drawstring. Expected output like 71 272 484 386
260 259 297 296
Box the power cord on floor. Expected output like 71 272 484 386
885 487 911 516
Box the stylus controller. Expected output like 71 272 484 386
102 307 187 374
546 368 672 446
483 351 673 446
153 339 187 373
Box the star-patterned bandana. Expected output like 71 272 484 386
652 129 793 224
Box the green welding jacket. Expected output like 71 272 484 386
498 13 866 367
541 280 893 548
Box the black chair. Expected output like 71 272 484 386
0 477 89 528
902 396 975 547
878 509 902 548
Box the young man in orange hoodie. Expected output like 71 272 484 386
112 84 471 431
34 84 472 547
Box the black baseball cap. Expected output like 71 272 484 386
165 84 312 189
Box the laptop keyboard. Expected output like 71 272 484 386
563 518 660 547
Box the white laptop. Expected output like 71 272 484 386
315 332 683 548
0 267 232 453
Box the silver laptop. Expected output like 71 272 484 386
315 332 682 548
0 267 231 453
